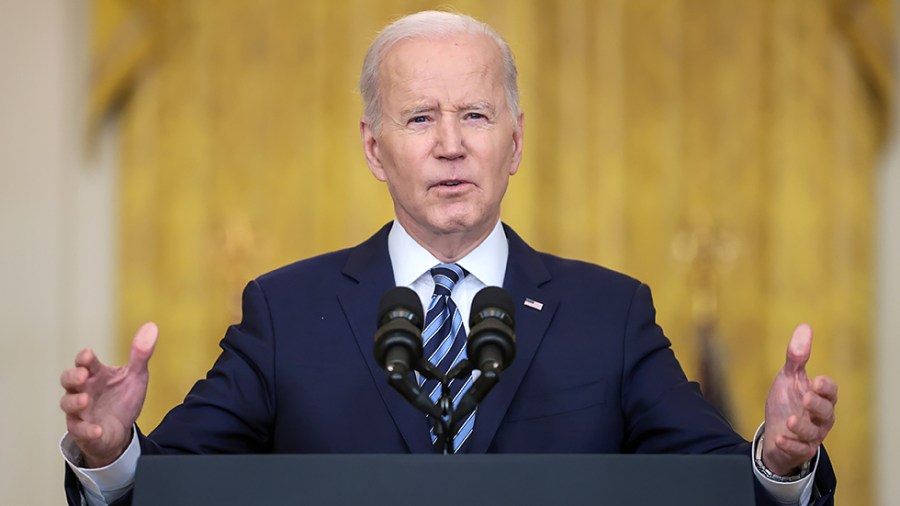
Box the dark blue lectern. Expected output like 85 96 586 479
133 454 755 505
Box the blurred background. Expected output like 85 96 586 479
1 0 897 504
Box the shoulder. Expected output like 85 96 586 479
504 224 644 299
534 251 649 315
233 248 362 319
538 251 642 292
256 247 353 286
253 223 392 294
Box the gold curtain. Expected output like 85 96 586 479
90 1 891 503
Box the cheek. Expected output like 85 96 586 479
391 137 431 171
478 139 516 176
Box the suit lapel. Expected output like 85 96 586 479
337 223 434 453
469 225 557 453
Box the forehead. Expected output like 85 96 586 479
378 33 504 107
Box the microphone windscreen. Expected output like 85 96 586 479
470 286 515 326
378 286 424 326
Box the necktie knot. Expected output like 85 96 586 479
430 263 465 297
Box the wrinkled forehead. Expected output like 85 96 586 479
378 33 505 99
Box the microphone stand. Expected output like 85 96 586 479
384 361 444 422
383 358 503 455
444 359 500 446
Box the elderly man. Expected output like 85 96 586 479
60 11 837 506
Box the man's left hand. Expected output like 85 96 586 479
762 323 838 476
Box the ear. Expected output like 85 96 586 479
361 119 386 181
508 112 524 176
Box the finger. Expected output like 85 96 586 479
66 416 103 441
60 367 89 391
128 322 159 373
60 392 89 415
812 375 838 405
783 323 813 375
774 434 817 461
803 392 836 427
74 348 103 376
786 415 825 443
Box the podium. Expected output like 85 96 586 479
133 454 756 505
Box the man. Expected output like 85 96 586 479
59 11 838 506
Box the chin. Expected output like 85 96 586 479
430 222 472 236
431 215 486 236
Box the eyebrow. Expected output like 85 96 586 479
401 104 438 117
460 101 494 113
401 101 495 117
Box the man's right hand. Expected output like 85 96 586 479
60 322 158 468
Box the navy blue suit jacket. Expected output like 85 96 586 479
65 223 835 505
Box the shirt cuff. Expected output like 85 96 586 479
751 422 818 506
60 426 141 505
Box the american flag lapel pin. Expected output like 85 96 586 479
523 298 543 311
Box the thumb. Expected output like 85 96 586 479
784 323 813 375
129 322 158 373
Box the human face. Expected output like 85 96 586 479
361 33 524 254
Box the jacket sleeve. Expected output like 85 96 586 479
145 279 277 454
620 283 835 505
63 280 278 506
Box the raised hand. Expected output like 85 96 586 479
762 323 837 476
59 322 158 468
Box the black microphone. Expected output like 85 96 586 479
467 286 516 372
374 287 424 374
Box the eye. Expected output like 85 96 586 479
465 112 486 120
409 115 429 124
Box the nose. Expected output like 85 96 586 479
433 118 465 160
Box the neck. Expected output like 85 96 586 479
398 220 495 263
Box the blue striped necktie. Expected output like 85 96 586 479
420 263 476 452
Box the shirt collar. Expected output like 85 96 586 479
388 220 508 288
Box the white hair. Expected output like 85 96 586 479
359 10 520 133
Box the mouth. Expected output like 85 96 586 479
434 179 469 188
